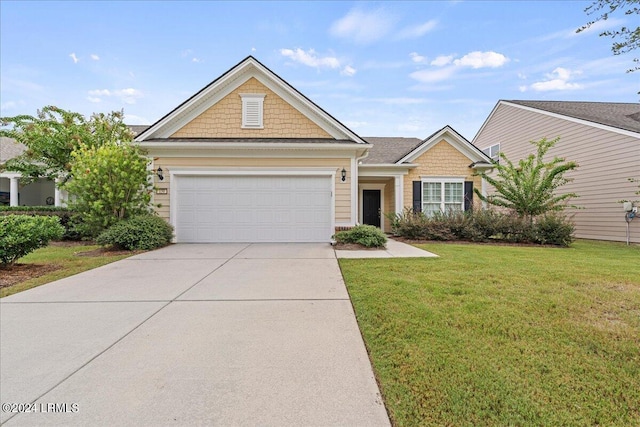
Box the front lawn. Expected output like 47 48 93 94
339 240 640 426
0 243 133 298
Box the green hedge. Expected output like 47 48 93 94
0 215 65 266
0 206 81 240
96 215 174 251
388 208 575 247
334 224 387 248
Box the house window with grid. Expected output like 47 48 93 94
422 179 464 215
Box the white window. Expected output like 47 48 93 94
482 143 500 161
240 93 265 129
422 179 464 215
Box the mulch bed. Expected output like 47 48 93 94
0 264 62 289
392 236 562 248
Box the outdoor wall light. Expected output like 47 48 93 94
157 167 164 181
341 168 347 182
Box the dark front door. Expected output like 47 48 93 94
362 190 381 228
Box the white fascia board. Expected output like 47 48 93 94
139 142 368 159
358 164 416 176
500 101 640 139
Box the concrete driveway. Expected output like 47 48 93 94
0 244 390 426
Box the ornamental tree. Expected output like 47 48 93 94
474 137 579 222
64 141 152 237
0 106 133 184
577 0 640 72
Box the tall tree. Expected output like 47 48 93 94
577 0 640 72
0 106 133 184
474 137 579 222
64 141 152 237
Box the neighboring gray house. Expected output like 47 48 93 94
473 100 640 243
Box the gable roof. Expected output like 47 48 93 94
477 100 640 138
135 56 366 144
396 125 492 165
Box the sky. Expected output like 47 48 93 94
1 1 638 141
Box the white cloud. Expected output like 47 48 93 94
410 52 428 64
330 8 396 44
453 51 509 68
280 48 340 69
341 65 357 76
410 66 457 83
377 97 427 105
192 57 201 63
529 67 583 91
90 54 100 61
397 20 438 39
431 55 454 67
88 89 111 96
69 53 79 64
86 88 143 104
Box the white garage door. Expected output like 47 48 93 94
174 175 332 243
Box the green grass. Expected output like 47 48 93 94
339 240 640 426
1 244 132 298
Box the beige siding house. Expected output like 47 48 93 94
473 100 640 243
135 56 492 242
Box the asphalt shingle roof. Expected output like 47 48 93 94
0 137 26 163
361 137 423 164
506 100 640 134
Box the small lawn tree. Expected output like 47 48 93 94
64 141 152 237
474 137 579 222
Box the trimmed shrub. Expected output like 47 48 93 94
334 224 387 248
96 215 174 251
0 206 82 241
388 208 575 246
534 213 575 247
0 215 64 266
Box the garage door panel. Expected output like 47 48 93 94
175 175 332 243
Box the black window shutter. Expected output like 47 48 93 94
412 181 422 212
464 181 474 211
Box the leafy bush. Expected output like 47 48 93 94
96 215 173 251
0 207 82 241
0 215 64 266
534 213 575 246
334 224 387 248
64 141 153 238
389 208 575 246
0 206 70 213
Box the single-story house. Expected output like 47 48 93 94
135 56 492 242
473 100 640 243
0 137 58 206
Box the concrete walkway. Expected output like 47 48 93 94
0 244 390 426
335 238 438 259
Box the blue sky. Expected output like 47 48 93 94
1 1 638 140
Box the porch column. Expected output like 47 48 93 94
9 175 19 206
54 178 62 207
394 174 404 214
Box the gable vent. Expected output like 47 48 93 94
241 93 265 129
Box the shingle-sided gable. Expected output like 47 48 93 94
136 56 365 143
171 77 332 139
